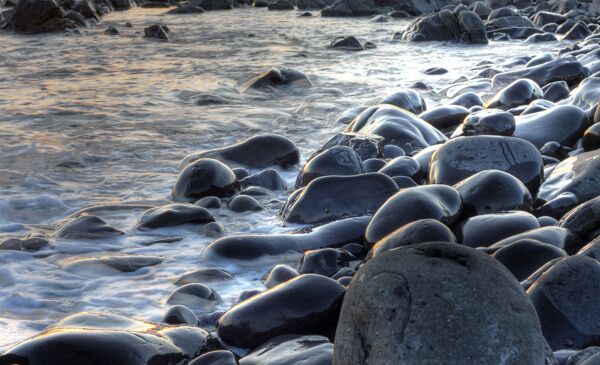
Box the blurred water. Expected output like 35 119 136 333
0 7 564 349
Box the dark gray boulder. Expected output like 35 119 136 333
172 158 239 202
136 204 214 230
4 0 68 33
239 335 332 365
402 9 488 44
55 214 124 240
485 78 543 110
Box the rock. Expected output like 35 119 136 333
365 185 462 246
162 305 199 325
217 274 345 349
240 335 332 365
165 2 206 13
513 105 589 149
520 99 556 116
268 0 294 9
449 91 484 108
471 1 491 19
229 195 263 212
327 36 363 50
144 24 170 41
538 149 600 205
363 158 386 172
174 267 233 285
492 240 567 281
485 79 543 110
62 255 162 277
136 204 214 230
527 255 600 350
559 196 600 244
0 237 49 251
490 226 581 254
454 169 533 219
346 104 447 154
455 211 540 248
492 58 588 89
533 11 566 27
265 264 299 288
429 135 544 196
570 78 600 110
194 196 222 209
335 107 368 125
241 169 287 190
378 156 421 181
55 214 124 240
422 66 448 75
297 248 352 277
313 132 384 161
202 216 370 262
402 9 488 44
526 33 559 43
190 351 237 365
543 81 570 102
452 108 515 137
166 283 220 311
295 146 363 188
378 89 427 115
104 25 120 35
419 105 469 130
239 68 312 93
487 14 536 29
295 0 335 9
368 218 457 257
583 123 600 151
334 242 546 365
383 144 405 159
4 0 68 33
179 134 300 169
281 173 398 224
193 0 232 10
0 312 215 365
172 158 239 202
562 22 591 40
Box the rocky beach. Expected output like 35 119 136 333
1 0 600 363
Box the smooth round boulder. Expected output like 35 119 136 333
189 351 237 365
419 105 470 130
217 274 345 349
527 255 600 350
490 226 582 255
454 211 540 248
240 169 287 191
583 123 600 151
485 79 543 110
136 204 214 230
239 68 312 93
454 169 533 219
334 242 546 365
55 214 124 240
162 305 199 326
492 239 567 281
297 248 352 277
281 173 399 225
383 144 405 159
452 108 515 137
369 218 457 257
559 196 600 244
265 264 299 288
195 196 222 209
228 195 263 212
429 135 544 196
378 156 421 180
166 283 220 311
378 89 427 114
172 158 239 202
239 334 332 365
365 185 462 246
295 145 363 188
449 91 484 108
362 158 386 172
543 81 570 102
174 267 234 285
327 36 363 51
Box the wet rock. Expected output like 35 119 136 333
232 167 250 180
268 0 294 9
240 334 332 365
144 24 170 41
194 0 232 10
363 158 386 172
217 274 345 349
520 99 556 116
513 105 589 149
179 134 300 169
540 141 571 161
165 2 206 13
485 79 543 110
162 305 199 326
378 89 427 114
526 33 559 43
492 58 588 89
334 107 368 125
295 0 334 9
490 226 581 254
327 36 363 50
492 240 567 281
194 196 222 209
562 22 591 40
172 158 239 202
559 196 600 244
136 204 214 230
378 156 421 180
346 104 447 154
229 195 263 212
296 146 363 188
368 218 457 257
533 11 566 27
239 68 312 93
311 132 383 161
455 211 540 248
538 149 600 204
0 237 49 252
449 91 484 108
454 169 533 219
297 248 352 277
334 242 546 365
0 312 215 365
190 350 237 365
429 135 544 195
202 216 370 262
281 173 398 224
62 255 162 277
392 175 419 188
527 255 600 350
174 267 233 285
240 169 287 191
55 214 124 240
543 81 570 102
452 108 515 137
166 283 220 311
365 185 462 246
4 0 68 33
240 186 271 196
419 105 469 130
402 9 488 44
583 123 600 151
422 67 448 75
265 264 299 288
487 14 536 30
104 25 120 35
383 144 405 159
570 78 600 110
470 1 491 19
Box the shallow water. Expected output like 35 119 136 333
0 7 565 349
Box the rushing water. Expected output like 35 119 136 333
0 6 565 349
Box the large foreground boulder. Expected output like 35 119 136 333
4 0 69 33
402 8 488 44
334 242 546 364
